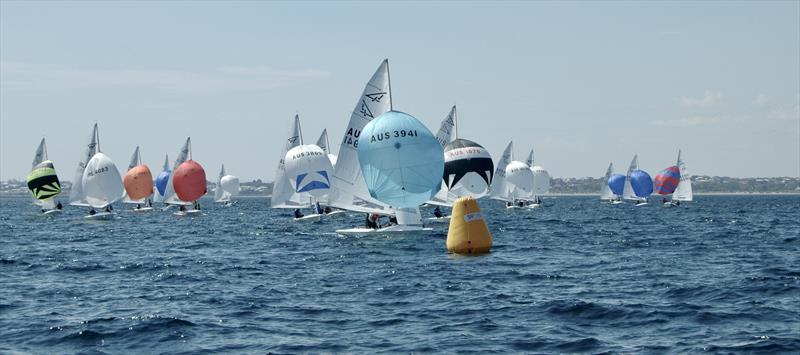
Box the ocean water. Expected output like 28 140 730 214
1 195 798 354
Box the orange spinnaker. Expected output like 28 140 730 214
123 165 154 200
174 160 207 202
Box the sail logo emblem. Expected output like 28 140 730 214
288 136 299 144
365 92 386 102
359 99 374 118
295 170 330 193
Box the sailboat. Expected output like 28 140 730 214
600 162 624 204
333 60 443 236
426 105 494 223
162 138 207 216
525 149 550 208
622 154 653 206
489 141 535 208
271 115 335 221
327 59 395 218
122 146 154 212
27 138 63 215
153 155 170 204
657 150 693 206
69 123 125 220
316 129 338 166
214 164 240 205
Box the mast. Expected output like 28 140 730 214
43 138 48 161
96 123 101 153
386 59 393 111
189 137 192 160
454 105 458 139
297 114 304 145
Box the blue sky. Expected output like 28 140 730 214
2 0 798 181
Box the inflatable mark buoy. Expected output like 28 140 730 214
446 197 492 254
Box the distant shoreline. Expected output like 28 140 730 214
2 192 799 199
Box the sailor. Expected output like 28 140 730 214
105 206 111 213
365 213 379 229
506 202 512 208
179 205 186 212
433 206 443 218
147 199 152 207
324 206 332 214
136 204 141 210
315 202 323 215
388 216 398 225
517 200 524 207
56 202 63 210
89 209 96 215
294 209 304 218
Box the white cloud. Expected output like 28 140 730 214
652 115 722 127
753 94 769 106
679 90 722 107
0 61 330 94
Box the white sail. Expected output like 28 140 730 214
531 166 551 196
622 154 643 201
328 59 393 214
214 164 226 202
672 150 693 201
271 115 306 208
489 141 514 202
435 105 457 147
600 162 615 200
69 123 99 207
32 138 47 167
163 137 192 205
152 155 169 203
82 152 125 208
316 128 338 167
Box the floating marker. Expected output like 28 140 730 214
446 196 492 255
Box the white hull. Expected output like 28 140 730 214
425 216 451 224
610 200 623 205
42 209 64 216
174 209 202 217
294 214 322 222
132 207 154 213
505 205 522 209
525 203 542 209
84 212 115 220
635 202 649 207
323 210 346 218
336 224 434 237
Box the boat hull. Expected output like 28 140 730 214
336 225 434 237
84 212 115 220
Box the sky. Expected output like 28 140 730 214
1 0 798 181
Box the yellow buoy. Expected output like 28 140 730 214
446 196 492 254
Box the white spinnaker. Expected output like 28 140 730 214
153 155 169 203
672 150 693 201
505 161 535 201
218 175 240 202
489 141 514 201
271 115 306 208
328 59 393 214
622 154 643 201
531 166 551 196
82 152 125 208
69 123 99 207
163 137 192 205
435 105 457 147
600 162 615 200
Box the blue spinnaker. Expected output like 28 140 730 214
155 171 170 196
608 173 625 195
357 110 444 208
630 169 653 198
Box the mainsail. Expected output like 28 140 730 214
271 115 306 208
328 59 394 214
672 150 693 201
622 154 642 201
215 164 240 203
315 128 338 166
600 162 615 200
489 141 514 201
69 123 99 207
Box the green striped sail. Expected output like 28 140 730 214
27 160 62 201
